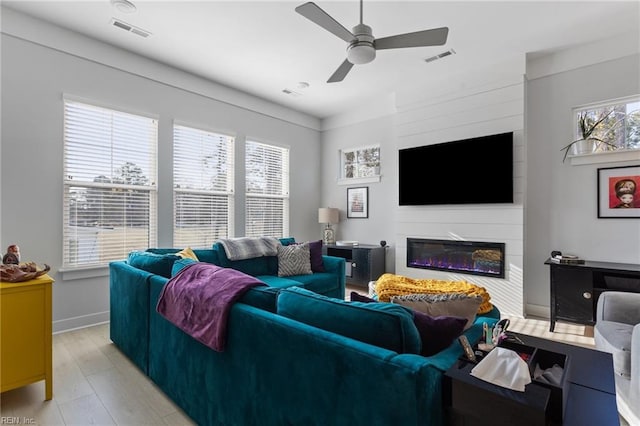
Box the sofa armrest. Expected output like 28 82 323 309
631 323 640 413
596 291 640 325
109 260 153 374
322 255 345 277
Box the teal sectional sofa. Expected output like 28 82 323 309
109 239 346 375
109 239 500 425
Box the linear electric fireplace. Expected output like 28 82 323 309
407 238 505 278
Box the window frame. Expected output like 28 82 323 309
244 139 290 238
62 97 158 270
338 145 381 185
573 95 640 152
172 123 235 248
568 95 640 165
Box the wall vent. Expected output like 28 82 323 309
424 48 456 63
110 18 151 38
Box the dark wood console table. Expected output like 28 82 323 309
545 258 640 332
323 244 385 287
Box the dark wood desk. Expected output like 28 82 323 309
545 258 640 332
444 333 618 426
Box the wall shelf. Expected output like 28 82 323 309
568 149 640 165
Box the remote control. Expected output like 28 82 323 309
458 335 476 362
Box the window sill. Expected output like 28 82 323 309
337 175 381 185
568 149 640 166
59 265 110 280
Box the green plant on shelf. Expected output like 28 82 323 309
560 110 618 162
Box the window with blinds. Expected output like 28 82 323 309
63 100 158 268
173 124 234 248
245 140 289 237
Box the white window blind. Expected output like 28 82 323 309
63 100 158 268
173 124 234 248
245 140 289 237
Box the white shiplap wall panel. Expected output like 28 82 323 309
398 115 524 150
396 83 524 127
397 98 524 139
396 73 525 116
397 206 523 224
394 75 525 317
397 99 523 137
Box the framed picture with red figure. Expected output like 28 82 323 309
597 165 640 218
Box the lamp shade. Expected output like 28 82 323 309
318 207 339 224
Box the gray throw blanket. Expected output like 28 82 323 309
217 236 280 261
156 263 265 351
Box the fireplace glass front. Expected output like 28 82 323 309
407 238 505 278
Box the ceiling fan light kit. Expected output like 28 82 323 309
347 24 375 64
295 0 449 83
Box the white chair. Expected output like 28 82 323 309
594 291 640 425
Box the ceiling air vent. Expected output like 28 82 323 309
424 48 456 63
110 18 151 38
282 89 302 97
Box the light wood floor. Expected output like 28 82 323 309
0 323 195 425
0 295 619 426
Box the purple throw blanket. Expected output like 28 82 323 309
156 263 265 352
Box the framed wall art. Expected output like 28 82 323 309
597 165 640 218
347 187 368 218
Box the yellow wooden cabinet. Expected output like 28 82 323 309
1 274 54 400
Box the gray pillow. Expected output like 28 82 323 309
277 242 312 277
391 293 482 330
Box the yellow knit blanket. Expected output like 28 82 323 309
374 273 493 314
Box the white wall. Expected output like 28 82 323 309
320 98 398 274
321 41 639 320
1 11 322 332
393 71 526 317
525 53 640 314
320 58 526 316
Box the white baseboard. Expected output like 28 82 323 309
53 311 109 334
525 303 550 319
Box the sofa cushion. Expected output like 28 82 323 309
350 292 466 356
287 272 338 295
128 251 180 278
391 292 482 330
213 242 276 276
285 240 324 272
278 287 421 354
412 312 467 356
594 320 633 378
146 248 218 264
176 247 199 261
172 258 197 276
277 243 312 277
350 291 376 303
239 286 280 312
255 275 305 290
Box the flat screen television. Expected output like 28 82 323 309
399 132 513 205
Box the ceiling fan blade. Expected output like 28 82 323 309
295 2 355 43
375 27 449 50
327 59 354 83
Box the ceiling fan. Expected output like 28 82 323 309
295 0 449 83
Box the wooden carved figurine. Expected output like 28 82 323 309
3 244 20 265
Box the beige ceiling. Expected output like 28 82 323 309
3 1 639 119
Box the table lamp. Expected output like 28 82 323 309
318 207 339 244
